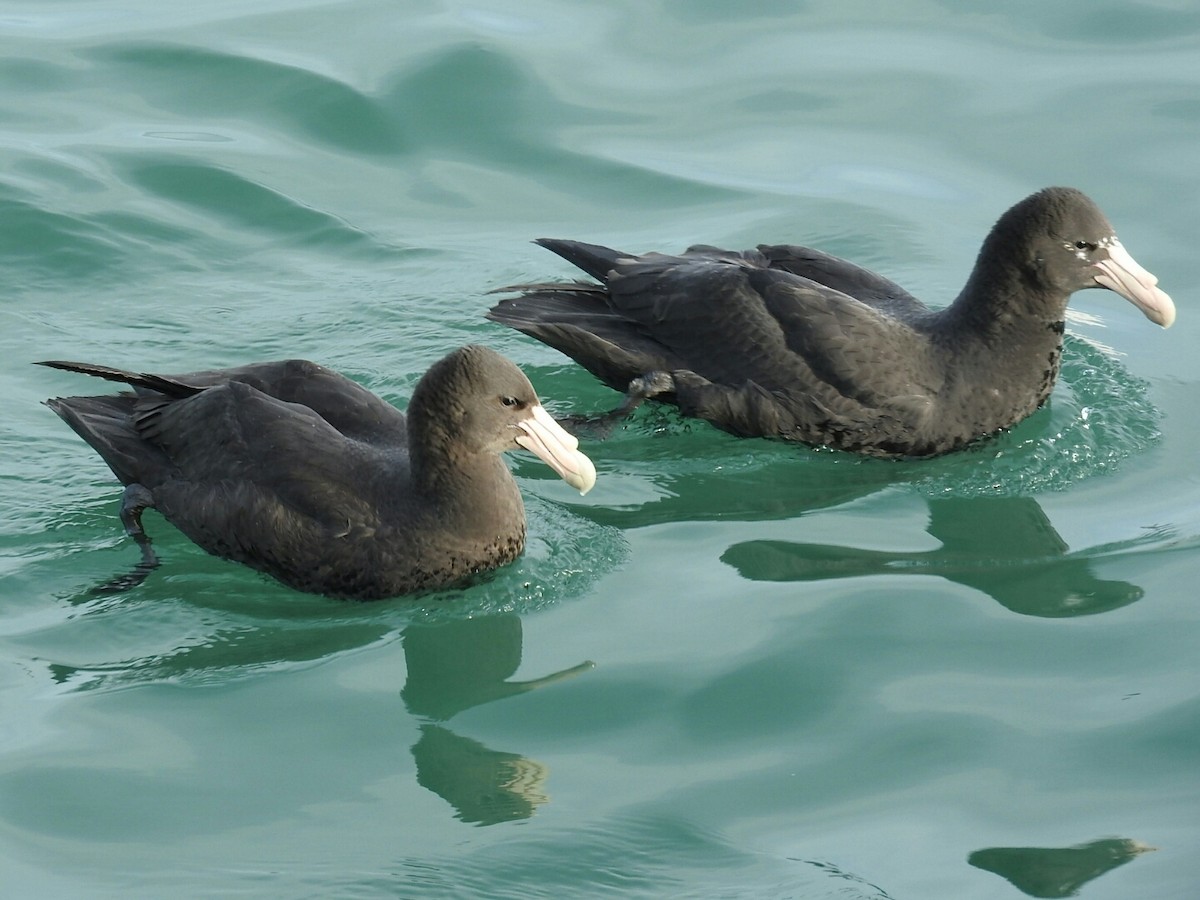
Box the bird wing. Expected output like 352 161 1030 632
758 243 928 317
136 381 396 535
604 254 943 410
159 359 409 445
40 358 409 445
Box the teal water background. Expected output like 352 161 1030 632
3 1 1200 897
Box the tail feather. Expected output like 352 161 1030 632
487 238 684 393
488 289 684 393
487 288 610 329
534 238 628 282
36 360 201 398
488 280 606 296
43 393 171 486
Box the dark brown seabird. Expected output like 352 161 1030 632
40 345 596 599
488 187 1174 458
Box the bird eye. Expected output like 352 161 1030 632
500 396 522 409
1074 240 1095 251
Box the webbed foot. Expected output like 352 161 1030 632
558 372 675 439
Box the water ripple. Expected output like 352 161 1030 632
114 155 395 257
87 42 405 156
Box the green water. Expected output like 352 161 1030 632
3 1 1199 897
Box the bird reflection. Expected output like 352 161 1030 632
401 614 593 825
411 725 549 826
968 837 1155 897
722 496 1145 617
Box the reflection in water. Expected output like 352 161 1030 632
968 838 1155 897
401 615 594 720
401 614 593 825
722 497 1145 618
41 566 593 825
412 725 549 826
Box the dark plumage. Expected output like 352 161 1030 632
40 345 596 599
488 187 1174 458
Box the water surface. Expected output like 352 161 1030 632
3 1 1199 897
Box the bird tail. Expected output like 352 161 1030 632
36 360 202 398
530 238 629 282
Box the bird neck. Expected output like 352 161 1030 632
941 248 1069 348
409 439 524 533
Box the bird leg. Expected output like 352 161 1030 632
92 483 160 594
558 371 676 439
119 483 158 564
